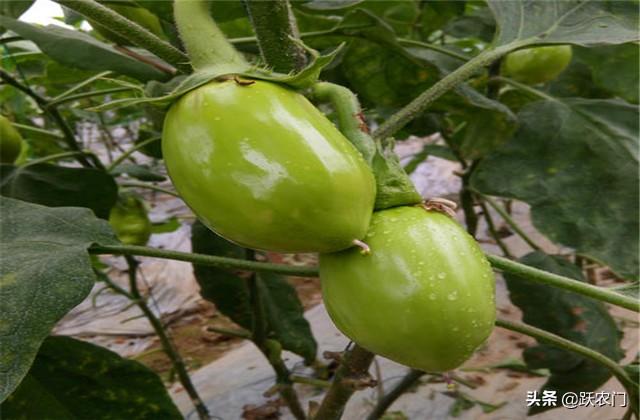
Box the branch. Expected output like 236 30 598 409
366 369 424 420
243 0 306 72
312 82 375 163
477 193 543 251
90 244 636 311
313 345 375 420
488 254 639 312
89 244 318 277
116 256 211 419
173 0 247 72
373 46 513 140
54 0 190 73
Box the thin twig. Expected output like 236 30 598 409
478 200 513 258
122 256 211 420
366 369 425 420
477 193 543 251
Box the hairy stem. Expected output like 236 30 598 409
120 256 210 419
374 46 513 140
90 245 636 311
313 345 375 420
366 369 425 420
55 0 189 73
488 255 639 312
174 0 247 72
243 0 306 72
312 82 375 163
90 244 318 277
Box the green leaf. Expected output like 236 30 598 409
258 272 317 364
1 336 181 419
110 163 166 182
443 5 496 43
0 0 33 34
504 252 624 415
471 99 639 279
191 220 254 331
372 137 422 210
404 144 457 174
0 163 118 219
452 85 518 159
577 43 639 104
191 222 317 363
91 43 344 111
0 16 168 82
488 0 639 48
0 197 118 402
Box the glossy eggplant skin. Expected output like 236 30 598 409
320 206 496 372
162 80 376 253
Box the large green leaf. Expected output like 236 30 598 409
471 99 639 279
0 16 168 82
258 273 318 364
0 164 118 219
191 221 317 363
488 0 639 47
504 252 624 415
2 336 182 419
0 197 118 402
577 43 639 104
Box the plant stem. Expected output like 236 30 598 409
107 136 160 172
173 0 247 72
478 200 513 258
313 345 375 420
21 151 89 167
11 123 64 139
243 0 306 72
495 318 638 402
55 0 190 73
366 369 424 420
488 255 639 312
397 38 470 61
47 87 134 108
373 46 513 140
247 251 306 420
120 256 211 420
206 325 251 339
51 70 113 102
89 244 319 277
312 82 375 163
479 193 542 251
493 76 558 102
0 68 94 168
90 244 637 311
118 181 181 198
